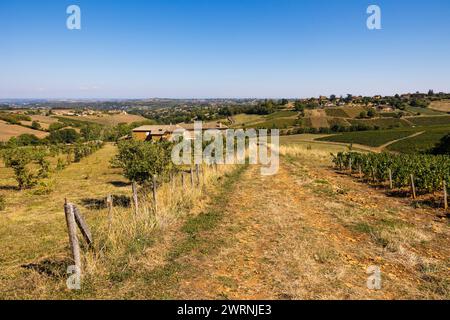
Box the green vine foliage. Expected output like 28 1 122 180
332 152 450 193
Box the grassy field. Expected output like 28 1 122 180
229 112 298 129
1 138 449 299
429 100 450 113
0 143 238 299
407 115 450 126
0 120 49 141
57 113 148 126
347 118 411 129
405 106 445 116
386 125 450 154
317 128 419 147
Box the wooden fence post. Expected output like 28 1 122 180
64 200 81 272
202 166 206 185
388 169 393 190
195 164 200 186
190 166 194 187
444 180 448 211
152 175 158 212
73 205 93 247
181 172 185 189
107 194 113 230
410 174 417 200
132 182 139 215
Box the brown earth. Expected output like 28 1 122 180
154 152 450 299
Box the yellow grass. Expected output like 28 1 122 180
429 100 450 112
0 143 237 299
58 114 148 126
0 120 49 142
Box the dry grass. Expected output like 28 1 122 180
429 100 450 113
0 142 238 299
0 120 49 141
58 114 148 126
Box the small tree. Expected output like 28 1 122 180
112 140 174 186
2 149 49 189
431 134 450 155
31 121 41 130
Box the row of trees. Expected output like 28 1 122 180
1 141 104 190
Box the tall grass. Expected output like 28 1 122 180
81 163 237 288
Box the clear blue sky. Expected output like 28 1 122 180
1 0 449 99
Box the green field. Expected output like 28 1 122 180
250 118 298 129
347 118 411 129
324 108 348 118
405 106 445 116
264 110 297 120
387 126 450 154
317 128 418 147
407 115 450 126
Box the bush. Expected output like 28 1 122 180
2 148 49 190
73 141 104 163
8 134 42 147
31 121 42 130
432 134 450 155
48 128 80 144
112 140 174 186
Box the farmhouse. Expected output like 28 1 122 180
132 122 227 141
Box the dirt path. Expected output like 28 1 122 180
165 154 450 300
376 131 426 151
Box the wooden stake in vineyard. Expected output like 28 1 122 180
444 180 448 211
132 182 139 215
348 158 353 174
358 165 362 179
388 169 393 190
410 174 417 200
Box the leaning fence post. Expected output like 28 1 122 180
388 169 393 190
444 180 448 211
152 175 158 212
73 205 93 247
132 182 139 215
107 194 113 230
410 174 417 200
190 166 194 187
64 200 81 273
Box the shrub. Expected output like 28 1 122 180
112 140 174 186
2 148 49 189
48 129 80 144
